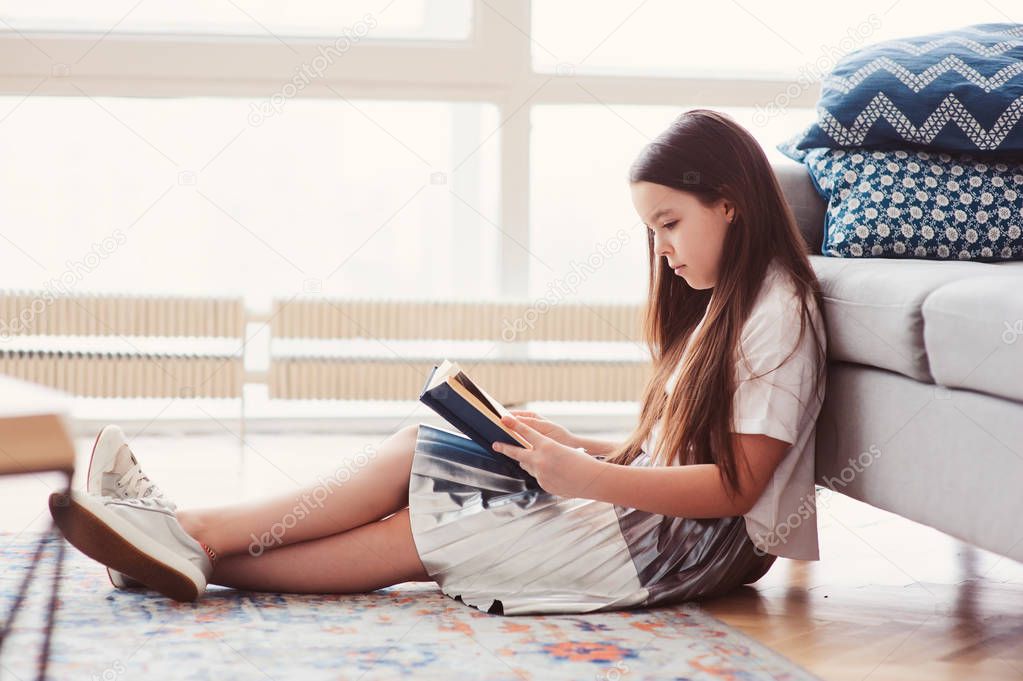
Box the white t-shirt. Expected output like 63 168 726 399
644 258 826 560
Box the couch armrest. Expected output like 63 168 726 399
772 159 826 254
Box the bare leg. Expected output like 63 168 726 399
209 507 433 593
177 424 420 558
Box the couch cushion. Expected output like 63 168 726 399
799 147 1023 260
923 273 1023 403
809 255 1015 381
778 23 1023 156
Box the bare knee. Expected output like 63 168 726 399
390 424 420 463
375 425 419 496
396 423 419 444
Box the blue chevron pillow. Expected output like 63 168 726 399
779 23 1023 158
801 147 1023 260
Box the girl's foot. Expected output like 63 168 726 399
85 425 175 589
48 489 216 602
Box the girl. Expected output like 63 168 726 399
49 108 827 616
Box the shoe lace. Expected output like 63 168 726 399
117 465 177 511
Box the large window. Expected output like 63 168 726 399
529 104 816 301
0 1 995 424
0 1 997 303
0 96 499 304
531 1 1012 79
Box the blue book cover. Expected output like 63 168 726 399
419 360 542 489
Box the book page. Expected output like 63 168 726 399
426 359 455 391
453 371 502 417
446 374 532 449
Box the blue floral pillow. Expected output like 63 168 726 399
781 23 1023 157
801 147 1023 260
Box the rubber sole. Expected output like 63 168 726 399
48 491 201 602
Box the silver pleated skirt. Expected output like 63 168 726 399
407 423 776 616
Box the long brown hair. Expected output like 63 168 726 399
604 109 827 506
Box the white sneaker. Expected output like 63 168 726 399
49 489 214 602
86 425 177 590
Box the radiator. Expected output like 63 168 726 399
0 350 242 398
268 297 650 403
271 297 642 342
0 291 245 338
0 292 245 398
0 292 648 402
268 357 650 403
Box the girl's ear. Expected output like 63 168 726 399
721 199 736 224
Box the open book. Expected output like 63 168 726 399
419 359 541 487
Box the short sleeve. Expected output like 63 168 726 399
731 298 820 445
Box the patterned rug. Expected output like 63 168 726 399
1 532 820 681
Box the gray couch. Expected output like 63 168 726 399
774 158 1023 564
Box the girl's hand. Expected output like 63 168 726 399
493 414 605 499
507 409 577 448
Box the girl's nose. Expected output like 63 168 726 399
653 231 671 257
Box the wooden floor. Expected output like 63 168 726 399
703 492 1023 681
2 428 1020 681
